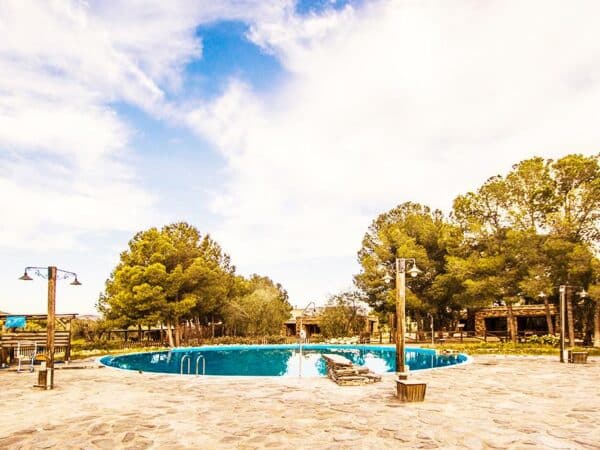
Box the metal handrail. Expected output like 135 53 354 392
195 355 205 376
180 354 191 374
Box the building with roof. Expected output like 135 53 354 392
284 306 379 338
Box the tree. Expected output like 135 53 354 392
548 154 600 244
504 157 557 232
354 202 461 330
445 176 524 339
546 154 600 342
99 222 236 346
446 154 599 341
319 291 368 338
222 275 291 337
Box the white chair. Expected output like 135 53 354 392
16 342 38 372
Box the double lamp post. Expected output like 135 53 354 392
382 258 422 377
19 266 81 389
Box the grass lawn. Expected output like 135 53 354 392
422 341 600 356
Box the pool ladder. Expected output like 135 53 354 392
180 354 205 376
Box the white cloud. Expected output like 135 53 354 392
0 0 282 251
0 0 291 312
187 0 600 303
0 0 182 251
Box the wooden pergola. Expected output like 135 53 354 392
0 313 78 364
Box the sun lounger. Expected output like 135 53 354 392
322 354 381 385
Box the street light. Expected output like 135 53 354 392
382 258 422 378
19 266 81 389
427 313 434 346
556 285 587 363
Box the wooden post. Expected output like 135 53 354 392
560 286 566 363
65 318 71 361
47 266 57 390
396 259 407 375
594 300 600 348
566 290 575 347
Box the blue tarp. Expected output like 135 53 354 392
5 316 26 328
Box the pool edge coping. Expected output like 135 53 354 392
97 344 472 378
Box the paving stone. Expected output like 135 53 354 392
91 438 114 449
0 435 26 447
461 436 485 450
393 432 412 442
573 436 600 449
333 432 362 442
417 429 436 440
0 355 598 449
125 438 153 450
536 435 578 449
89 423 110 436
122 432 136 443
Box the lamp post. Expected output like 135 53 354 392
19 266 81 389
298 301 317 378
383 258 422 377
427 313 434 346
557 285 587 363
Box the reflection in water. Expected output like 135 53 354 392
102 345 467 376
285 352 323 377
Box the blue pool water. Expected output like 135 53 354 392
100 345 468 376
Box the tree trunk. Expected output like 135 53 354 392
566 293 575 346
166 320 175 347
593 300 600 348
174 322 181 347
138 324 142 342
543 296 554 335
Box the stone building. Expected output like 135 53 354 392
284 307 379 338
474 304 557 338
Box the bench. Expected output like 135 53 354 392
0 331 72 366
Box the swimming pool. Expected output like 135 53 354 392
100 345 469 376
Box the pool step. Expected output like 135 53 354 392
322 354 381 386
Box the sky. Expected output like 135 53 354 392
1 0 599 314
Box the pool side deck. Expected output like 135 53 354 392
0 355 598 449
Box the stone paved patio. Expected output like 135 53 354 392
0 354 598 449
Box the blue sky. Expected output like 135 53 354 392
1 0 599 314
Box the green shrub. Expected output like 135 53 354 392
71 340 126 351
526 334 560 346
205 335 289 345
